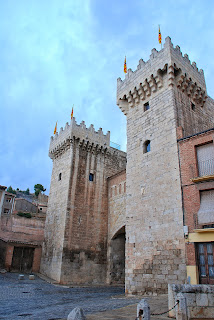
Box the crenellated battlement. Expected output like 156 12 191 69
49 118 110 159
117 37 207 114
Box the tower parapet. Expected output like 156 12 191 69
42 118 126 286
116 37 214 295
49 118 110 159
117 37 207 115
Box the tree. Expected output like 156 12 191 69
7 186 16 194
34 184 46 197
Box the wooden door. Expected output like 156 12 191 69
197 242 214 284
11 247 34 272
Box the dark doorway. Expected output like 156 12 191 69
197 242 214 284
109 226 125 284
11 247 34 272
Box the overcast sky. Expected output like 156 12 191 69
0 0 214 194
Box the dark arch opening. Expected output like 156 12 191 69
109 226 125 284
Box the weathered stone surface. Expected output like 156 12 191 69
67 307 86 320
107 170 126 285
41 119 126 285
40 37 214 295
117 37 214 295
0 269 7 273
169 284 214 319
176 293 188 320
137 299 150 319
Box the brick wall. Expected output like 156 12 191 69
175 90 214 139
178 129 214 269
0 215 44 244
32 247 42 272
0 214 44 271
0 239 7 267
5 244 14 270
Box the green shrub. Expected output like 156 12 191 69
17 212 32 218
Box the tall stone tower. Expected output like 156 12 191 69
40 119 126 284
117 37 214 294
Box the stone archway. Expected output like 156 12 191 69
108 226 125 284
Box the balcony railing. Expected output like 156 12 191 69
198 158 214 177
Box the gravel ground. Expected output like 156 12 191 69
0 272 140 320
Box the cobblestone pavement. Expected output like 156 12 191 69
0 272 141 320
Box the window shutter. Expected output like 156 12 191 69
197 143 214 176
198 190 214 224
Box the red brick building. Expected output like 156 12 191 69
0 189 45 272
178 127 214 285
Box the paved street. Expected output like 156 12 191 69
0 272 140 320
0 272 170 320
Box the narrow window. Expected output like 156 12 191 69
144 102 150 111
114 186 117 196
144 140 151 153
191 102 195 111
119 184 122 194
89 173 94 181
58 173 62 181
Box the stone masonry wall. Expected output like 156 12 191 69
41 119 126 284
125 87 186 295
174 88 214 138
60 144 126 285
107 170 126 284
107 170 126 240
117 38 191 295
169 284 214 319
40 146 73 282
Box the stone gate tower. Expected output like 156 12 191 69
117 37 214 294
40 119 126 284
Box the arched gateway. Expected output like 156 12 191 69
108 226 125 284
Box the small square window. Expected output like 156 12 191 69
144 102 150 111
89 173 94 181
